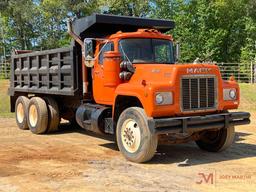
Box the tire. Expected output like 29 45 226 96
195 126 235 152
15 96 30 130
116 107 158 163
27 97 48 134
44 97 60 133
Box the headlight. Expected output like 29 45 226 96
155 92 173 105
229 89 236 99
223 88 237 100
156 94 164 104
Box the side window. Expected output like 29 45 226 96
154 39 171 63
99 42 114 64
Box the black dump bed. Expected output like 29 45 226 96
9 46 80 96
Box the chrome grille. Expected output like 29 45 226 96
181 76 216 111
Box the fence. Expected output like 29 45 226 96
0 62 10 79
216 62 255 83
0 62 255 82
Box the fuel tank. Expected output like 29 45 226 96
75 103 113 134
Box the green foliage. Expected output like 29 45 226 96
64 0 100 18
239 1 256 77
100 0 151 17
153 0 256 63
0 0 41 50
38 0 69 49
0 0 100 51
0 0 255 63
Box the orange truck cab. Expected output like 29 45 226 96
9 14 250 163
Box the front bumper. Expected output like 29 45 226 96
148 112 250 135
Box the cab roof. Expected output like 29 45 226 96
109 29 172 40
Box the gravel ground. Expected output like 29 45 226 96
0 117 255 192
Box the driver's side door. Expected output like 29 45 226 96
93 42 115 105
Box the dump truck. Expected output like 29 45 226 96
9 14 250 163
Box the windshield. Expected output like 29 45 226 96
119 38 175 64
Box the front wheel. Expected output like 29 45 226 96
195 126 235 152
116 107 158 163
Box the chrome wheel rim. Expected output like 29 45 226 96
17 103 24 123
121 119 141 153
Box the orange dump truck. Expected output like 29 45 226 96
9 14 250 162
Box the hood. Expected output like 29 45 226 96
129 63 221 85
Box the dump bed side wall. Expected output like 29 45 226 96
9 46 81 97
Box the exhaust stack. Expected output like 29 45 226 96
67 18 88 94
67 18 83 47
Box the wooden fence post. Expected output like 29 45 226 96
251 61 253 84
4 62 7 79
238 63 240 82
254 63 256 84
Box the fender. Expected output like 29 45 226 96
113 82 176 117
220 80 240 110
113 83 154 117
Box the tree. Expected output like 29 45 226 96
0 0 255 64
64 0 100 18
153 0 253 63
101 0 151 17
240 0 256 63
38 0 69 49
0 0 40 50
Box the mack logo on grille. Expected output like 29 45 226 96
187 68 212 74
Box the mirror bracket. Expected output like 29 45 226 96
175 42 180 63
83 38 109 67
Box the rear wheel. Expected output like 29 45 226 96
116 107 158 163
44 97 60 133
15 96 30 130
27 97 48 134
195 126 235 152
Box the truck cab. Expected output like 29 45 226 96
10 14 250 163
88 29 240 117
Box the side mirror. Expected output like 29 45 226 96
175 42 180 63
84 39 94 67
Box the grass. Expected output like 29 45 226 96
0 79 255 118
239 83 256 102
0 79 14 118
238 83 256 112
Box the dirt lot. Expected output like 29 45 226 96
0 117 255 192
0 80 256 192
